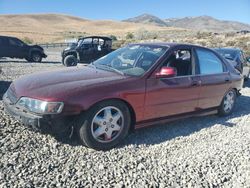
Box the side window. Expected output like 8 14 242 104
196 49 224 75
9 38 22 47
163 49 192 76
0 38 3 45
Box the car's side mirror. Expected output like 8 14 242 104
155 66 177 78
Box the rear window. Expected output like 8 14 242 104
196 49 224 75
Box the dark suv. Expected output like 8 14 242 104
213 48 250 81
0 36 47 62
62 36 113 66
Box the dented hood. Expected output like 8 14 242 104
12 66 126 101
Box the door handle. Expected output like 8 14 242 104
225 78 230 82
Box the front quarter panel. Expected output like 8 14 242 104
64 77 146 122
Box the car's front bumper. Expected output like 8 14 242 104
3 93 50 130
42 53 47 58
3 93 73 134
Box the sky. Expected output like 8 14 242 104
0 0 250 24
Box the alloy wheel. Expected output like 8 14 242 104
32 54 41 62
223 91 235 113
91 106 124 143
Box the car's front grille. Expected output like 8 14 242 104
6 87 18 104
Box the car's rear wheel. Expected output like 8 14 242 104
218 89 236 116
76 100 131 150
31 52 42 62
64 55 78 67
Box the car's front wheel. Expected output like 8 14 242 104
30 52 42 62
218 89 236 116
64 55 78 67
76 100 131 150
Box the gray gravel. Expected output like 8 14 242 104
0 53 250 187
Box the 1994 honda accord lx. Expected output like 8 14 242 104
3 43 243 150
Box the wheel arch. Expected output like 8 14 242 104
29 48 42 57
64 51 77 58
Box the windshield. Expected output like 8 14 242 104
214 49 238 60
77 38 92 47
91 44 168 76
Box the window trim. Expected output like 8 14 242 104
155 47 195 78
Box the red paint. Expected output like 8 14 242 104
10 43 243 128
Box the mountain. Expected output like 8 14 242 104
124 14 250 32
0 14 180 43
123 13 168 27
165 16 250 32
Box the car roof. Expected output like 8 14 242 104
213 47 241 52
0 35 18 39
79 36 112 41
130 42 208 49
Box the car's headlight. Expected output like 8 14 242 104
17 97 64 114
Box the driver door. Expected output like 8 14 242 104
6 38 25 58
144 47 201 120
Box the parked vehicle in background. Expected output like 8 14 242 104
247 56 250 63
61 36 113 66
3 43 243 150
213 48 250 81
0 36 47 62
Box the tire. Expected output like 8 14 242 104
25 57 31 62
76 100 131 150
30 52 42 62
218 89 236 116
64 55 78 67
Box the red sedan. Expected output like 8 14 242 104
3 43 243 150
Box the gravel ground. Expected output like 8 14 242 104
0 51 250 187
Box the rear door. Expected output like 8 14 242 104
144 47 201 120
195 47 231 109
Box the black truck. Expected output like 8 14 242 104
0 36 47 62
62 36 113 66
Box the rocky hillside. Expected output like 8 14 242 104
165 16 250 32
0 14 181 43
123 13 168 27
124 14 250 32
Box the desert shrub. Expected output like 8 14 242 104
22 37 33 44
134 29 158 40
126 32 134 40
109 35 118 41
225 32 236 38
225 40 235 46
112 40 126 49
196 31 212 39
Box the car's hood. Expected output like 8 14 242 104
63 44 78 52
28 44 44 51
12 66 126 101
